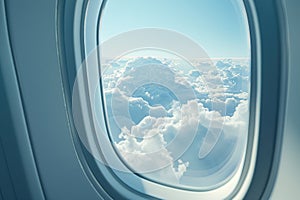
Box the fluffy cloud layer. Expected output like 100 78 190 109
101 57 250 188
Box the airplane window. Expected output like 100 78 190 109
72 0 252 198
96 0 251 192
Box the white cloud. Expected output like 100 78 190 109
101 57 250 187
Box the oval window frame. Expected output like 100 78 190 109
56 0 288 199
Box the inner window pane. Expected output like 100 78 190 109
98 0 250 190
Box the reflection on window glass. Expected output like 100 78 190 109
99 0 250 190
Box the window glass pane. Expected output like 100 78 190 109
99 0 250 190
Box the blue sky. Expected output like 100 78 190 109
100 0 250 58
